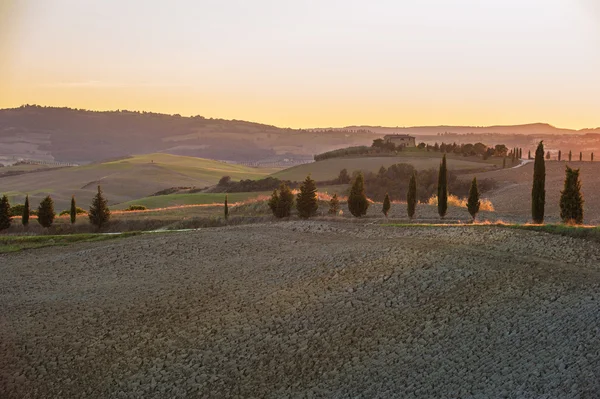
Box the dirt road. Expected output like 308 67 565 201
1 221 599 398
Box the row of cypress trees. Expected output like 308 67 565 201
0 186 111 231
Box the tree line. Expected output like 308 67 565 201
0 186 112 231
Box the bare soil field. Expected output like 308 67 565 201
1 221 599 398
472 161 600 224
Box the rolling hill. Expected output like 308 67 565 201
0 153 278 210
272 153 502 182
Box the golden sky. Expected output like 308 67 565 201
2 0 600 129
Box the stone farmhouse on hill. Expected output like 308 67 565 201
383 134 416 148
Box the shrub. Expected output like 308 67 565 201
60 207 86 216
37 196 55 228
89 185 111 228
348 173 369 217
382 193 391 217
124 205 147 211
0 195 11 230
268 183 294 218
296 175 318 219
559 165 584 225
328 193 340 215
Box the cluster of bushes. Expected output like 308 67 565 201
213 176 296 193
124 205 147 211
0 186 112 231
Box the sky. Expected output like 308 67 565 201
1 0 600 129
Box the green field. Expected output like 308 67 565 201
273 153 501 182
1 153 279 210
113 191 272 210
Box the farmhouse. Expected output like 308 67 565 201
383 134 416 148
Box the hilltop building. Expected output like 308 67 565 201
383 134 416 148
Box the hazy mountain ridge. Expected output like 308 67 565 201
342 123 600 135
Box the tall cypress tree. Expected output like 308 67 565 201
89 185 111 228
528 150 531 160
467 177 480 221
531 141 546 224
382 193 391 218
348 173 369 217
437 154 448 218
70 195 77 224
592 153 595 162
559 166 584 225
0 195 11 231
296 175 318 219
568 150 572 162
579 152 582 162
407 173 417 219
224 195 229 220
37 196 55 228
558 150 562 162
22 195 30 226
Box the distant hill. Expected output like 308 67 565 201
0 106 375 164
0 153 278 210
340 123 600 136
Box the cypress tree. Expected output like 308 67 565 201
568 150 572 162
467 177 481 221
382 193 391 217
437 154 448 218
407 173 417 219
559 166 584 225
37 196 55 228
328 193 340 215
89 185 111 228
592 153 594 162
558 150 562 162
531 141 546 224
224 195 229 220
348 173 369 217
0 195 11 231
528 150 531 160
546 151 551 160
70 195 77 224
519 148 522 159
579 152 582 162
277 182 294 218
22 195 30 226
296 175 318 219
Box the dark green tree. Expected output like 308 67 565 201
559 166 584 224
269 182 293 218
337 168 351 184
579 152 582 162
407 173 417 219
0 195 11 230
224 195 229 220
382 193 391 217
558 150 562 161
348 173 369 217
22 195 30 226
568 150 572 162
467 177 481 221
88 185 111 228
328 193 340 215
37 195 55 228
546 151 551 160
437 155 448 218
296 175 318 219
528 150 531 160
531 141 546 224
592 153 595 162
70 195 77 224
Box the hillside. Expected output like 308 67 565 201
0 106 374 164
272 153 501 182
0 153 277 210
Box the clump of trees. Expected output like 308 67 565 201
296 175 318 219
559 166 584 224
268 182 294 218
89 186 111 228
348 173 369 217
37 196 55 228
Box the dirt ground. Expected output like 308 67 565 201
1 221 599 398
